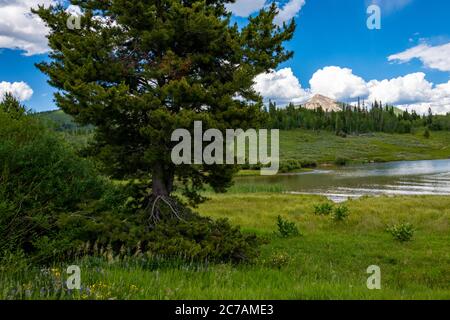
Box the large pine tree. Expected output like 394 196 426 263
35 0 295 220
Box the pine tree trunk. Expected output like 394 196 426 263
152 162 172 197
147 162 178 226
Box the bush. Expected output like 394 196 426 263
334 157 348 166
332 205 350 221
280 159 318 171
0 110 105 260
386 223 415 242
279 160 302 173
146 214 263 264
314 203 334 215
57 181 265 264
300 160 318 168
275 215 300 238
62 209 264 264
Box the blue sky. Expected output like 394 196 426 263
283 0 450 86
1 0 450 113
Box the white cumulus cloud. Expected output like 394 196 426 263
388 42 450 72
274 0 306 26
227 0 305 25
367 72 433 105
254 68 310 105
0 0 56 56
309 66 369 101
398 80 450 114
0 81 34 101
225 0 266 17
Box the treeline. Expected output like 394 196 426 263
265 101 450 134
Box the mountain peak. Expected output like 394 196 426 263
303 94 342 112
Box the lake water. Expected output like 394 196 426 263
236 159 450 202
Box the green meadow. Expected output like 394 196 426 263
280 129 450 166
2 194 449 300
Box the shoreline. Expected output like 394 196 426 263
238 157 450 177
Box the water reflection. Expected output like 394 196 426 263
236 159 450 202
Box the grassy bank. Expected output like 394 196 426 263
280 129 450 166
2 194 449 300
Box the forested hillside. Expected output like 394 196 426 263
265 101 450 134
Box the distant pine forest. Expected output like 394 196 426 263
265 101 450 134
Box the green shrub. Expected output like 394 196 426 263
332 205 350 221
386 223 415 242
314 203 334 215
0 110 105 260
275 215 300 238
334 157 348 166
58 182 264 264
279 160 302 173
146 214 263 264
300 160 318 168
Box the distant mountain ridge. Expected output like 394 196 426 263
301 94 343 112
299 94 405 115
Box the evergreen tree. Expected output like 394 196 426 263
427 107 433 126
0 93 26 118
34 1 295 221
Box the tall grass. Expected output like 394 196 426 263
2 194 448 300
